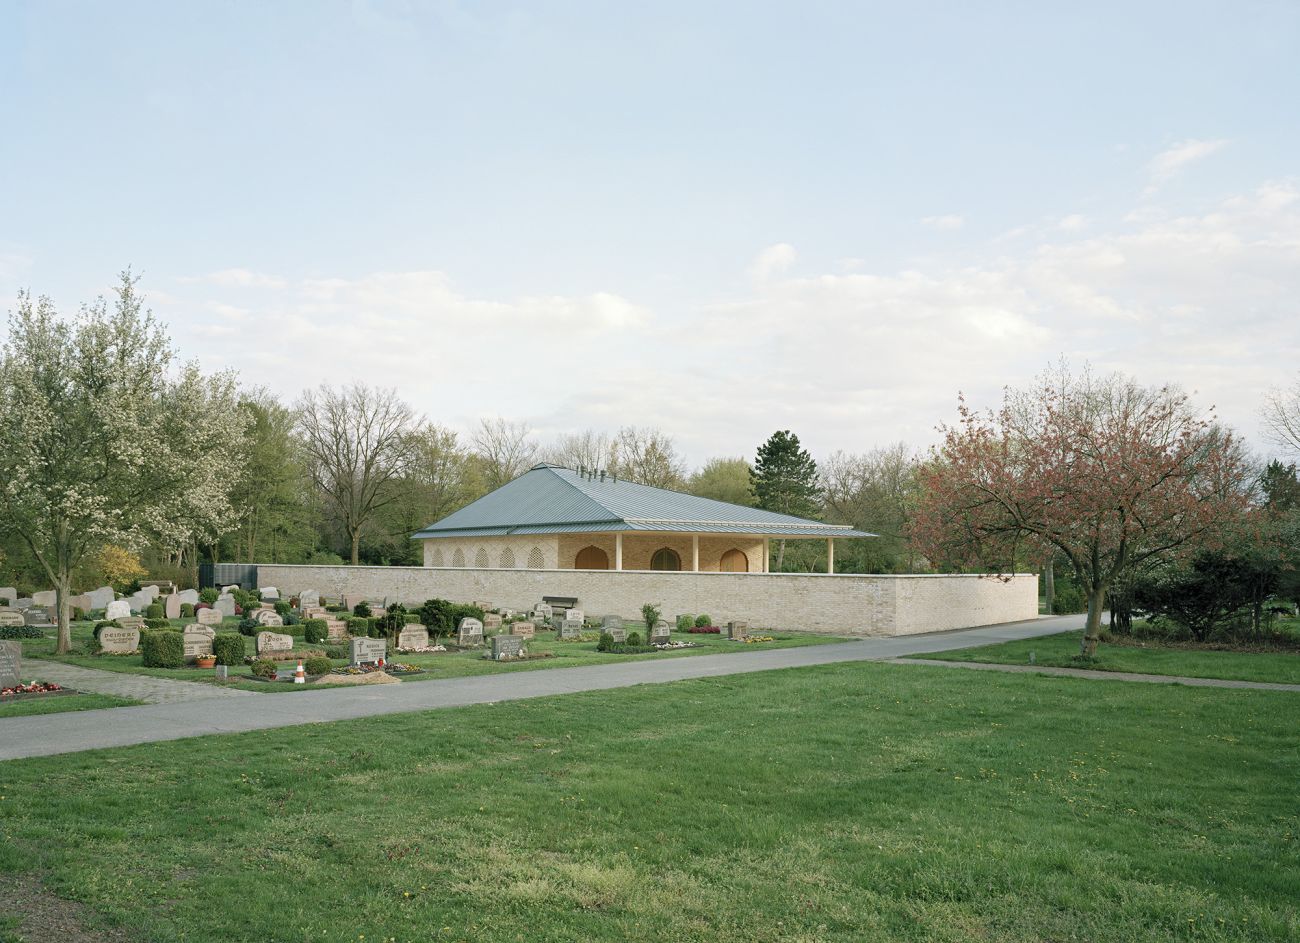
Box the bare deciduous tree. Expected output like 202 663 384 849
610 426 686 488
542 429 616 472
295 383 418 565
1262 373 1300 455
471 418 538 490
822 443 920 571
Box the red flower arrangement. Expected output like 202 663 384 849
1 681 65 697
686 625 720 634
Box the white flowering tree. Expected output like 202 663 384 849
0 273 246 653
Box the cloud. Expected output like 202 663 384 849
1057 215 1088 231
1145 138 1229 193
182 268 288 289
746 243 797 281
921 214 965 231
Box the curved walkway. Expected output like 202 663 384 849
24 662 257 704
1 615 1086 762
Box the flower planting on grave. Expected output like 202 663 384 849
1 680 66 697
652 640 699 650
742 635 776 644
686 625 720 634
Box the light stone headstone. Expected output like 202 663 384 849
88 587 115 611
342 593 366 612
254 610 284 627
606 625 626 643
397 625 430 650
176 589 199 605
512 621 536 640
165 595 182 620
214 595 237 618
256 631 293 655
128 592 150 614
650 619 671 644
483 613 503 630
105 599 131 621
32 590 57 608
260 586 280 600
196 607 222 626
0 611 25 627
727 621 749 640
601 615 622 631
472 599 494 611
350 637 386 665
0 640 21 687
140 585 161 601
116 616 146 631
299 590 320 609
68 593 92 613
12 598 31 610
24 607 53 627
532 604 553 621
557 619 581 640
97 625 140 654
0 588 16 606
221 585 239 595
183 626 216 660
566 609 585 624
456 617 484 647
324 618 347 641
492 634 524 660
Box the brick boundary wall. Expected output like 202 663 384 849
253 565 1038 637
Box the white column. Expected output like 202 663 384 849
827 538 835 574
615 533 623 571
692 534 699 571
763 537 770 573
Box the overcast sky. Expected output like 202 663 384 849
3 1 1298 466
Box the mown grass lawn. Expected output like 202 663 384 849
924 626 1300 685
1 661 1297 942
0 692 140 719
20 620 842 692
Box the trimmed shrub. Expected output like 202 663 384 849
141 630 184 668
143 617 170 631
145 603 165 620
199 587 219 604
676 614 695 632
640 603 661 632
345 616 369 635
0 625 44 640
72 607 87 622
367 619 385 639
250 658 278 679
695 614 712 627
304 656 333 676
324 645 347 659
353 601 372 617
237 617 260 637
627 631 642 647
303 619 327 645
597 631 616 652
274 600 291 617
418 598 456 637
180 603 195 618
212 633 245 666
282 611 300 627
403 612 422 624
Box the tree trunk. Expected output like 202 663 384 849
776 539 786 570
1044 559 1055 615
1079 584 1107 657
55 573 72 655
350 529 361 566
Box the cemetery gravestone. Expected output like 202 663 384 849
214 595 237 618
105 599 130 621
472 600 494 611
221 585 239 595
24 607 53 627
457 617 484 647
256 631 293 655
165 594 182 620
512 621 536 640
260 587 280 600
0 611 25 627
532 604 553 621
483 613 503 630
140 585 161 601
0 588 15 606
566 609 585 624
116 616 146 631
727 621 749 640
32 590 57 608
196 607 222 626
649 620 671 644
176 589 199 606
254 610 284 627
397 625 430 650
183 626 216 660
11 599 31 611
98 626 140 654
492 634 524 660
88 587 115 611
350 637 386 666
342 593 365 612
299 590 320 609
68 593 92 613
557 619 581 640
0 640 21 688
325 618 347 641
601 615 622 631
606 625 626 643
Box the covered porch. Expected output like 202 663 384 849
556 531 848 574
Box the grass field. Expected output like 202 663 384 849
926 626 1300 684
19 619 842 692
1 660 1296 942
0 692 140 719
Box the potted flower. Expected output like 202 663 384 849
195 654 217 669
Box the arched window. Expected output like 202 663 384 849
650 547 681 571
429 546 445 567
451 548 465 568
720 548 749 572
499 548 516 569
527 547 545 569
474 548 490 568
575 546 609 570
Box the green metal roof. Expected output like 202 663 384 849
412 464 874 540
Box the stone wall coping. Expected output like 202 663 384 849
248 563 1036 579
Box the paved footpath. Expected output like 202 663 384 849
23 662 257 704
3 615 1087 761
891 657 1300 692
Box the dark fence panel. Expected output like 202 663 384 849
198 563 259 590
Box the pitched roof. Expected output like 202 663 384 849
412 464 874 539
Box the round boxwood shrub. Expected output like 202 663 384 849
353 601 372 618
212 633 244 666
145 603 164 620
596 631 615 652
323 645 347 659
250 658 278 679
273 600 291 617
676 614 695 632
627 631 642 647
141 630 184 668
695 614 712 628
303 656 333 676
303 619 328 645
180 603 195 618
237 617 260 637
199 587 219 604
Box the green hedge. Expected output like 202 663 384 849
0 625 44 640
180 603 195 618
145 603 164 620
303 619 327 644
212 634 245 666
141 630 184 668
304 656 333 676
